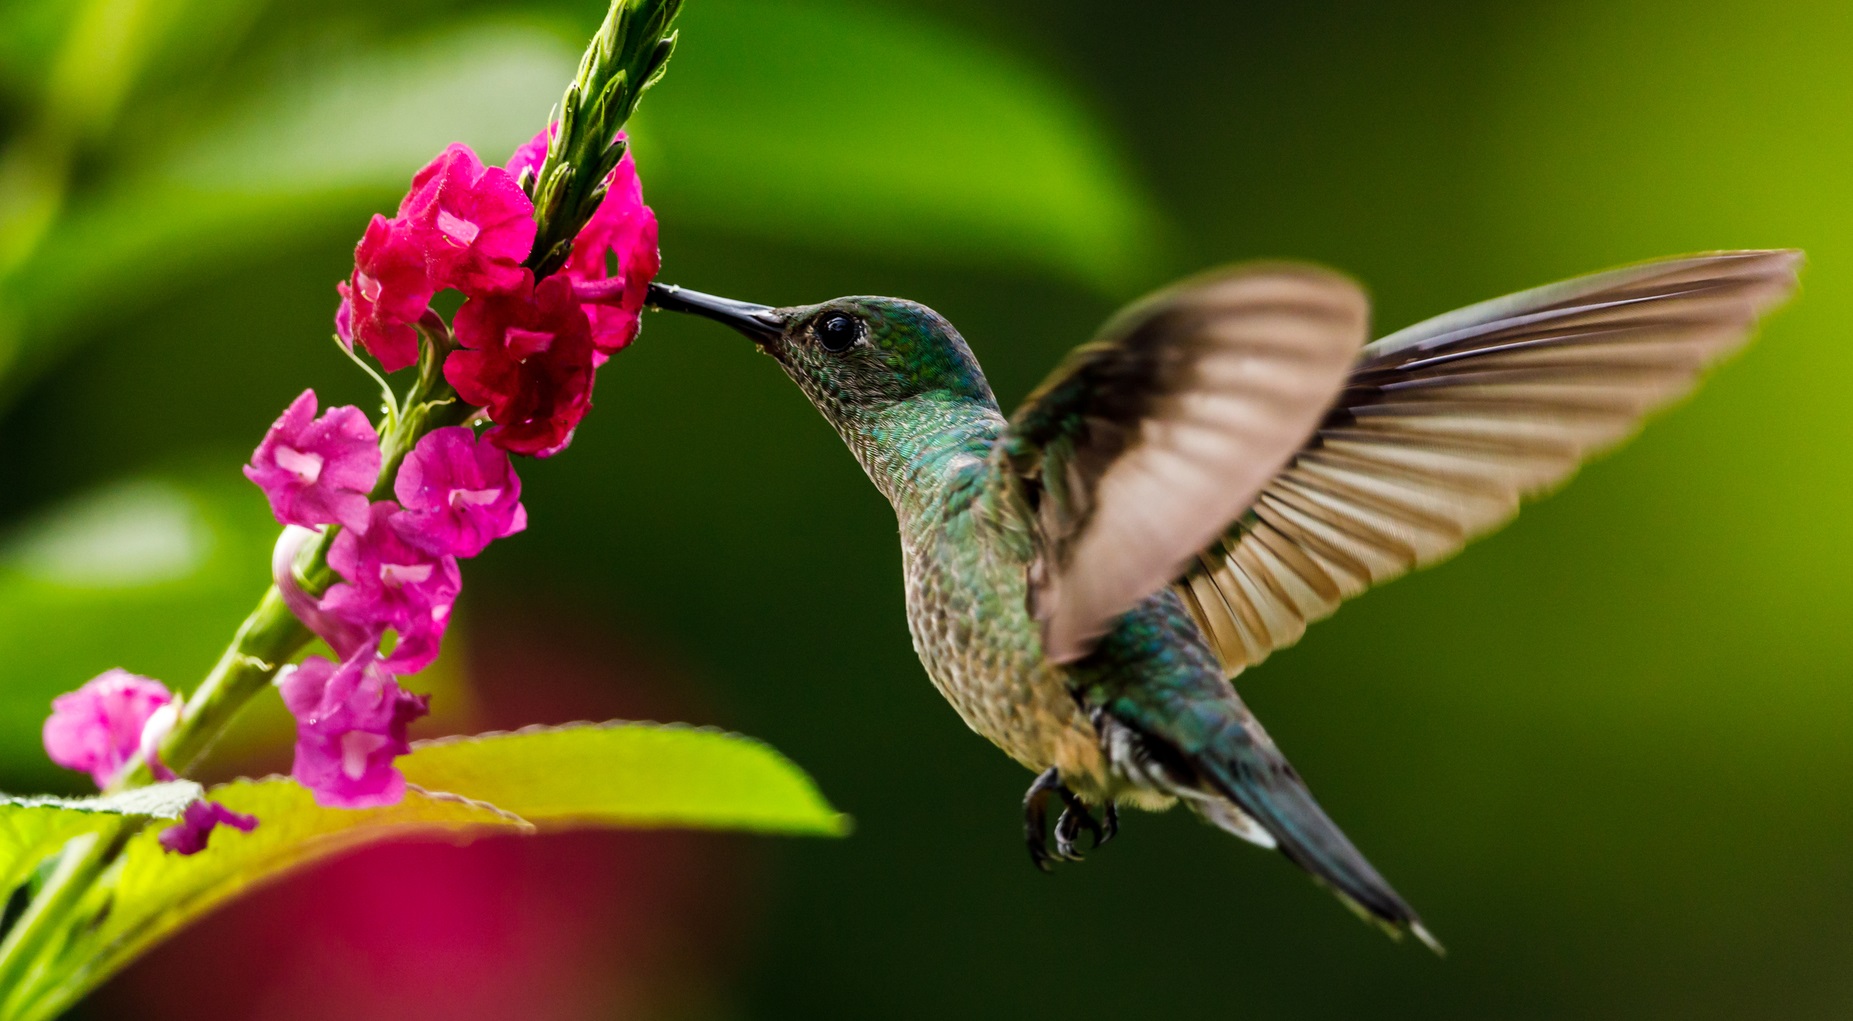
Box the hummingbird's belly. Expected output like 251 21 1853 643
901 531 1118 799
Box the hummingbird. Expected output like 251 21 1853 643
648 250 1800 950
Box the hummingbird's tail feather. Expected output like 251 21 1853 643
1189 739 1439 953
1096 701 1438 952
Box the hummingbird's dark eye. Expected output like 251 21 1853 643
814 313 862 353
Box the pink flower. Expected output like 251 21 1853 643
392 426 527 558
399 143 536 296
272 525 373 663
43 670 176 788
320 502 461 675
159 799 258 856
336 215 436 373
446 272 596 458
279 652 429 809
569 152 660 360
507 126 660 361
245 390 382 534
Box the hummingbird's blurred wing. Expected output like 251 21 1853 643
996 264 1369 663
1176 249 1802 678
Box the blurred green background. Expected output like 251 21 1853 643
2 0 1851 1017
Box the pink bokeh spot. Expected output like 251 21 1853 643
159 800 259 856
392 426 527 558
279 652 429 809
245 390 382 534
43 670 176 788
446 273 596 458
400 143 536 296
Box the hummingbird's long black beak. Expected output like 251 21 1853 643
647 283 783 343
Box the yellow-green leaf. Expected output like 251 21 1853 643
400 722 851 836
28 723 842 1019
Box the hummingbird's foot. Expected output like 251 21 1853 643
1023 768 1112 870
1023 767 1065 872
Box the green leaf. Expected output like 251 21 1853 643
28 723 842 1017
642 0 1163 292
0 781 203 902
400 721 851 836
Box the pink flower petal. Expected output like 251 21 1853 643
340 215 436 373
159 800 258 856
320 503 462 653
446 274 596 458
280 652 429 808
245 390 382 533
43 670 176 788
400 143 536 297
391 426 527 558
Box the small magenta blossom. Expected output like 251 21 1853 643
279 653 429 809
245 390 382 534
320 502 461 675
570 151 660 361
507 126 660 361
159 799 258 856
337 215 436 373
392 426 527 558
400 143 536 296
447 272 597 458
43 670 176 788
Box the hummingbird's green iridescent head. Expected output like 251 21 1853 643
648 284 998 421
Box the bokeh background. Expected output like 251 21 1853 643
2 0 1850 1017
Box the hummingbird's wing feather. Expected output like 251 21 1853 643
998 264 1369 664
1177 249 1802 677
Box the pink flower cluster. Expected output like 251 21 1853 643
40 128 648 853
249 399 525 809
337 129 658 458
42 670 254 855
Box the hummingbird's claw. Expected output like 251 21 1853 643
1023 767 1116 870
1023 767 1064 872
1055 802 1102 860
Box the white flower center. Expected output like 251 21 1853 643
358 270 382 302
340 730 389 780
379 562 434 589
274 445 324 484
449 487 501 509
437 209 481 246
